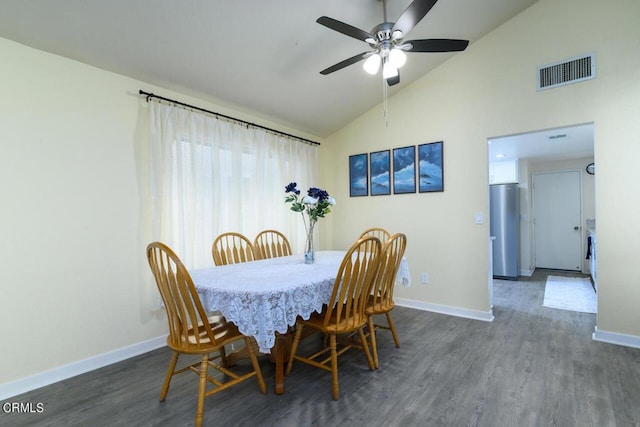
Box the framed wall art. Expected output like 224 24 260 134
392 146 416 194
349 153 368 197
369 150 391 196
418 141 444 193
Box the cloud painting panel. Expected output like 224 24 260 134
393 146 416 194
349 153 368 196
418 141 444 192
370 150 390 196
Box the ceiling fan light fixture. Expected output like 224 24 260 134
382 61 398 79
363 53 382 74
388 48 407 68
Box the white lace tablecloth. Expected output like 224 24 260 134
190 250 411 353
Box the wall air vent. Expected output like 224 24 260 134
537 53 595 91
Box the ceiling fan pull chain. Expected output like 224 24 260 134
383 76 389 127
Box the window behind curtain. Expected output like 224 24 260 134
150 101 317 268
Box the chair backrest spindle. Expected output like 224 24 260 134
323 236 382 330
147 242 216 350
212 232 256 266
359 227 391 246
254 230 292 260
370 233 407 311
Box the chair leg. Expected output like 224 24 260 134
330 334 339 400
368 315 379 369
358 327 375 371
195 354 209 427
386 312 400 348
286 324 304 375
244 337 267 394
160 351 179 401
219 344 228 368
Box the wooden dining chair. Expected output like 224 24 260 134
212 232 256 266
366 233 407 369
253 229 292 260
286 236 382 400
359 227 391 245
147 242 266 427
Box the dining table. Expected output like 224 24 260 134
189 250 411 394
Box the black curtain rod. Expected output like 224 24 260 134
139 90 320 146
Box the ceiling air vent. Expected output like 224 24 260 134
537 53 595 91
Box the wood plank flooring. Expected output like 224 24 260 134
3 269 640 426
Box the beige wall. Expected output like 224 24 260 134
0 37 319 387
322 0 640 333
0 38 160 385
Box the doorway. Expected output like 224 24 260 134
532 170 583 271
487 123 595 308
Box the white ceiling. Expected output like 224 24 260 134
0 0 541 138
488 123 594 163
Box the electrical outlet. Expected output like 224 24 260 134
421 272 429 284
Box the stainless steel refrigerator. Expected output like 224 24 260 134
490 183 520 280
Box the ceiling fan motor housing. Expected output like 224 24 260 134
370 23 400 50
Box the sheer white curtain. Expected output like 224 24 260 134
149 100 317 268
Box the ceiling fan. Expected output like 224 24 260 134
317 0 469 86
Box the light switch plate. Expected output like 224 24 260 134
475 212 484 224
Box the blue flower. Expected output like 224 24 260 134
308 187 329 202
285 182 335 224
285 182 300 195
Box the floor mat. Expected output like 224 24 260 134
543 275 596 313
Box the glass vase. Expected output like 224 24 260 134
304 221 316 264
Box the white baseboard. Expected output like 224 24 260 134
0 335 166 401
592 327 640 349
395 298 495 322
520 268 534 277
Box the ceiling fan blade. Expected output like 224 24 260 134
405 38 469 52
316 16 374 42
320 52 369 75
392 0 439 36
386 71 400 87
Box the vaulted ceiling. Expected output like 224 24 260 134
1 0 541 137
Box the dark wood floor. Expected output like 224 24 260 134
3 269 640 426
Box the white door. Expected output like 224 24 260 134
533 170 582 270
